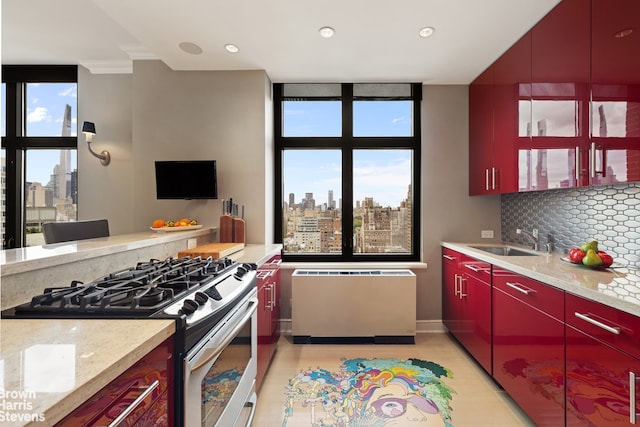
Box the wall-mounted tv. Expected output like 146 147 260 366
155 160 218 199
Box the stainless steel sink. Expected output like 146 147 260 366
469 245 540 256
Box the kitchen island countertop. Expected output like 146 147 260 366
442 241 640 318
0 318 175 427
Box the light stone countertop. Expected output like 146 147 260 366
442 242 640 318
229 243 282 266
1 227 216 277
0 318 175 427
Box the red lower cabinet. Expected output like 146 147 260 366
442 248 492 374
56 336 173 426
492 269 565 426
256 254 281 391
566 293 640 426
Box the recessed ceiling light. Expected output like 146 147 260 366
319 26 335 38
178 42 203 55
224 44 239 53
419 27 435 38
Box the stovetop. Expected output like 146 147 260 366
6 256 243 317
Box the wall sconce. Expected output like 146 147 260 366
82 121 110 166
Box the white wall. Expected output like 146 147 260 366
78 68 134 235
78 61 273 243
419 85 501 320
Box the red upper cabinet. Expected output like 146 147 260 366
590 0 640 185
527 0 591 191
469 66 496 195
494 31 531 193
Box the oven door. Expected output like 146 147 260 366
183 288 258 427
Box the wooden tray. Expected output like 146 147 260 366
178 242 245 259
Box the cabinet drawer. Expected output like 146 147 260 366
566 292 640 360
442 248 461 266
57 337 173 426
460 254 491 283
493 267 564 320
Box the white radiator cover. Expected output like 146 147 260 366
291 269 416 342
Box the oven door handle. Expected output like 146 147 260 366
190 299 257 372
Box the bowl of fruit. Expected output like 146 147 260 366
150 218 201 231
565 240 614 269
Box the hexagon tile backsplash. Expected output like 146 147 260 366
501 183 640 268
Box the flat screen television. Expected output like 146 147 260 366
155 160 218 199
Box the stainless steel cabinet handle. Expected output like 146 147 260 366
454 274 460 296
458 277 467 299
632 371 638 424
442 254 456 261
107 380 160 427
492 167 497 190
269 283 276 311
590 142 596 179
505 281 535 295
574 312 621 335
485 169 490 191
464 264 482 273
575 146 580 182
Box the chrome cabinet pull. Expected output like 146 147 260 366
107 380 160 427
464 264 482 273
485 169 490 191
575 146 580 182
590 142 596 178
505 281 535 295
631 371 639 424
442 254 456 261
491 167 497 190
458 277 467 299
454 274 460 296
574 312 621 335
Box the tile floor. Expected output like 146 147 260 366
253 333 536 426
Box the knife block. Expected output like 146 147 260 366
219 214 245 243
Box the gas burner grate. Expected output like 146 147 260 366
21 256 236 314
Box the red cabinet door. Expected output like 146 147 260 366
441 248 463 335
566 292 640 425
459 268 492 374
566 325 640 426
442 249 491 374
57 337 173 426
529 0 591 190
591 0 640 186
469 66 495 195
494 31 530 193
256 255 281 391
493 269 565 426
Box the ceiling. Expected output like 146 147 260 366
2 0 560 84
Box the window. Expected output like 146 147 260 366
275 83 421 262
1 66 78 249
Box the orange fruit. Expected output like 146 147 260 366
152 219 165 228
179 218 190 224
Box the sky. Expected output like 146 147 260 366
283 100 413 208
1 82 78 185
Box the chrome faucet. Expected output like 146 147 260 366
516 228 540 251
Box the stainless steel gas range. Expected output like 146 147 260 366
2 255 259 427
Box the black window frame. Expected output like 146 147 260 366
2 65 78 249
274 82 422 262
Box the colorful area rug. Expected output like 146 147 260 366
281 357 455 427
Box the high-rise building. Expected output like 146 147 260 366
328 190 334 209
57 104 72 200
